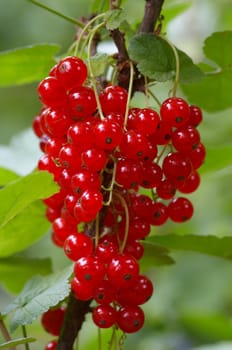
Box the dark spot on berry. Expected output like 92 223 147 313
98 293 104 300
99 319 106 325
177 176 185 181
182 216 188 221
76 105 83 112
165 134 171 140
154 211 161 218
124 274 132 281
84 273 92 281
137 151 143 157
133 320 140 327
192 143 199 150
176 116 183 123
105 137 112 144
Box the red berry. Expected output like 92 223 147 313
188 105 203 127
74 256 106 286
81 148 107 172
63 232 93 261
45 340 57 350
152 120 172 145
41 307 65 336
188 142 206 169
100 85 128 115
107 254 139 289
67 122 93 149
116 158 142 189
68 86 97 119
149 201 168 226
116 305 145 333
160 97 190 128
44 108 71 138
177 170 200 193
123 240 144 260
55 56 88 90
120 130 149 160
156 178 176 200
140 162 163 189
92 305 116 328
95 240 119 264
52 217 76 243
116 274 153 306
172 126 200 154
168 197 194 222
93 280 116 305
71 170 101 197
94 120 123 150
71 277 94 300
162 152 193 185
80 189 103 214
37 77 67 107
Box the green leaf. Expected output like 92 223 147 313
105 9 127 30
0 44 60 87
182 31 232 112
89 53 109 76
0 337 36 349
181 313 232 342
0 257 52 294
0 167 19 187
203 31 232 68
128 33 203 83
141 242 175 270
148 235 232 261
0 171 58 257
0 201 50 257
201 144 232 175
0 171 58 229
3 265 73 332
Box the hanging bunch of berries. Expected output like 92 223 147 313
33 53 205 347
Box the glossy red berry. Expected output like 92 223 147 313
55 56 88 90
116 305 145 333
172 126 200 154
120 130 149 160
156 178 176 199
116 158 142 189
45 340 57 350
116 274 153 306
162 152 193 184
41 307 65 336
128 108 160 135
95 240 119 264
63 232 93 261
94 120 123 150
74 256 106 286
160 97 190 128
67 122 93 149
93 280 116 305
81 148 107 172
177 170 200 193
107 254 139 289
188 105 203 127
68 86 97 119
168 197 194 222
92 305 116 328
71 277 94 300
149 201 168 226
80 189 103 214
37 77 67 107
100 85 128 115
152 121 172 145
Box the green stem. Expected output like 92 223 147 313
75 13 106 56
147 88 161 107
27 0 85 28
123 61 134 129
114 192 130 254
162 36 180 97
0 318 16 350
87 22 106 121
22 326 30 350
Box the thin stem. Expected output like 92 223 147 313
108 326 117 350
75 13 105 56
103 160 117 206
95 213 100 249
87 22 106 121
98 327 102 350
22 326 30 350
162 36 180 97
123 61 134 129
113 192 129 254
0 318 16 350
147 88 161 107
144 75 149 107
27 0 84 28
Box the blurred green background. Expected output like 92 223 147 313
1 1 232 350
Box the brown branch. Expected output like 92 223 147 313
57 293 92 350
139 0 165 33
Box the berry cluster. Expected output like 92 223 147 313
33 56 205 343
